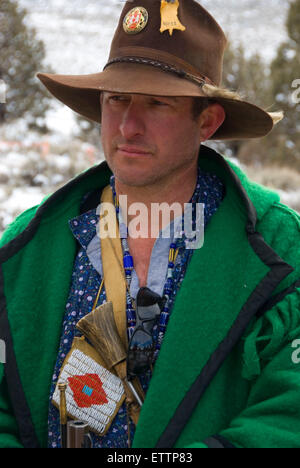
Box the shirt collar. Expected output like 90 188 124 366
68 208 98 251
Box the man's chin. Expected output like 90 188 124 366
113 171 162 189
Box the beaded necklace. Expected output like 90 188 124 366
109 173 202 361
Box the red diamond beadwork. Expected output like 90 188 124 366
68 373 108 408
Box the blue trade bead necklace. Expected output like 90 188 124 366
109 174 201 359
110 183 138 339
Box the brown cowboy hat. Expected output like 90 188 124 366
37 0 281 140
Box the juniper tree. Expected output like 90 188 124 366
210 41 270 158
0 0 52 131
268 0 300 167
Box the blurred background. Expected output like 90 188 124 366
0 0 299 235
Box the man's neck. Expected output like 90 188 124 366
114 162 198 236
114 162 198 287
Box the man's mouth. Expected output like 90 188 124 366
117 145 152 156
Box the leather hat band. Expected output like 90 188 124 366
104 56 211 88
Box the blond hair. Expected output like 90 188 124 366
202 83 284 125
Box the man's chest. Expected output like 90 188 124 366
127 237 156 287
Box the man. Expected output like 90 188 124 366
1 0 300 449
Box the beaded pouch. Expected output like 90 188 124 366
52 336 125 436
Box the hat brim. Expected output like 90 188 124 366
37 62 273 140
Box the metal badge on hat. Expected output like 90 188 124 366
123 6 149 34
160 0 186 36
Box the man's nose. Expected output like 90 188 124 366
119 102 146 139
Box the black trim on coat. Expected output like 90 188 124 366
256 279 300 319
0 268 40 448
155 149 294 449
79 187 103 215
203 435 236 448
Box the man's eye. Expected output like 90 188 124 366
109 95 127 102
151 99 168 106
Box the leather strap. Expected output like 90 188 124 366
99 185 128 349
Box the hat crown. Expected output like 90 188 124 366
108 0 227 86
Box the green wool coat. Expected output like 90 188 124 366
0 146 300 448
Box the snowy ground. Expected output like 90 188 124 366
0 124 104 234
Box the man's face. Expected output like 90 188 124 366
100 92 203 188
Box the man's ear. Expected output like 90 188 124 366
197 103 225 141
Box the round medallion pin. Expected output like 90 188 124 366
123 7 149 34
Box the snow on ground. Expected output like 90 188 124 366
278 190 300 211
0 125 104 235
